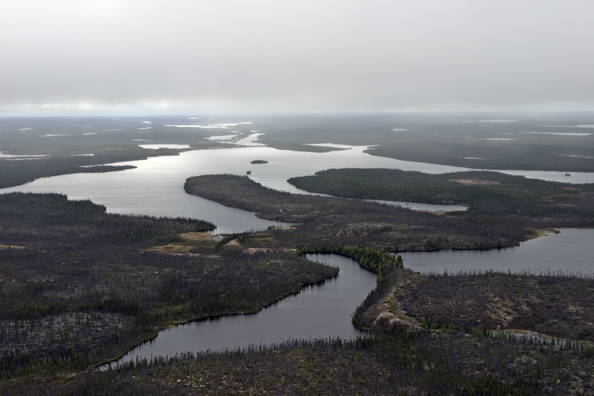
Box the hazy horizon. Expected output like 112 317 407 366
2 1 594 117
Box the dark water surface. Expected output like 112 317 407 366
105 228 594 368
104 253 376 368
401 228 594 274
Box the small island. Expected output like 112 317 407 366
251 159 268 164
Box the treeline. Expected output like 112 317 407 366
299 244 402 282
5 328 594 395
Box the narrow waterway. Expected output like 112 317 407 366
104 253 377 368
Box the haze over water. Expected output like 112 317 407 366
3 135 594 233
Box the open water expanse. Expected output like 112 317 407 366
2 136 594 363
2 142 472 233
2 135 594 232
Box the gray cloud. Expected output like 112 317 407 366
1 0 594 115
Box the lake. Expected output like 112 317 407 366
3 138 594 233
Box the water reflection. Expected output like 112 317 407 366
102 253 376 369
0 145 475 232
2 143 594 233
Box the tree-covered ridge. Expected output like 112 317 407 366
184 174 532 251
0 193 337 378
289 168 594 205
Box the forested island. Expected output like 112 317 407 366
184 174 536 251
288 168 594 230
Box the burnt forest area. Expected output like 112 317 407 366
1 113 594 394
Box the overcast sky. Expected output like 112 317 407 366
1 1 594 116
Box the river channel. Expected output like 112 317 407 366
104 253 376 368
105 228 593 367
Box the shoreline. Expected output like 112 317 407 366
92 268 340 371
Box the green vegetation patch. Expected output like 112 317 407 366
299 244 403 282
